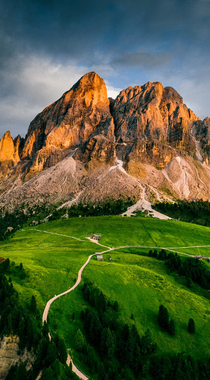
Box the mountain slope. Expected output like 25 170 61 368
1 72 210 210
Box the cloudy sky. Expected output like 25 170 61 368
0 0 210 138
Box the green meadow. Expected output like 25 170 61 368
1 216 210 361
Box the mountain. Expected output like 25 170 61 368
1 71 210 211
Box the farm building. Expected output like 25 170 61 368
96 253 103 261
195 255 210 262
91 234 101 240
7 227 13 232
30 221 39 226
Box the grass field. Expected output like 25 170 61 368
1 216 210 362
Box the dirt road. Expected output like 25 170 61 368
37 228 210 379
42 253 97 380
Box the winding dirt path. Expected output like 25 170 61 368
42 254 97 324
36 227 210 379
32 228 86 242
42 252 98 380
40 234 111 380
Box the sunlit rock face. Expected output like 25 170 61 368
112 82 199 145
0 131 20 162
112 81 200 168
4 74 201 173
2 71 210 208
21 72 113 160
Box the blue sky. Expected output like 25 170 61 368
0 0 210 138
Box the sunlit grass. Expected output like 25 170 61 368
1 216 210 358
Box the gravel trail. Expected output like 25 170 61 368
32 227 210 379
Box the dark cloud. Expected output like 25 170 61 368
111 50 171 69
0 0 210 137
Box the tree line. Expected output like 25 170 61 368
71 278 207 380
0 202 57 241
49 198 135 220
74 281 157 380
154 200 210 226
149 249 210 292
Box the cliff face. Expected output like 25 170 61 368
191 117 210 164
112 82 200 170
112 82 199 145
21 72 113 159
16 71 115 175
1 71 210 208
0 131 20 163
0 335 34 380
0 73 202 171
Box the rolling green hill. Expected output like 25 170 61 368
2 216 210 378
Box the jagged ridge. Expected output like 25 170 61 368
0 71 210 209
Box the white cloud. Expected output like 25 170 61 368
0 54 89 138
106 84 122 99
0 53 125 138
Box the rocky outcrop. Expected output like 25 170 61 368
112 82 199 145
23 145 70 180
0 335 34 380
192 117 210 163
13 135 25 158
76 134 116 170
0 131 20 163
21 72 113 160
112 82 200 168
123 140 177 168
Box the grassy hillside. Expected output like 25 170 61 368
1 216 210 371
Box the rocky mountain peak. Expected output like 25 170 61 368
20 72 111 163
112 80 199 146
0 131 19 163
162 85 183 102
1 72 210 208
71 71 109 107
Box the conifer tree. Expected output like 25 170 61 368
52 358 60 377
84 286 91 301
30 295 37 313
42 321 49 337
169 319 176 336
186 277 192 288
35 338 49 369
188 318 195 333
158 305 169 330
18 317 26 349
18 362 28 380
41 366 53 380
97 291 106 312
57 337 67 364
106 328 115 360
75 329 85 352
113 300 119 312
5 364 18 380
46 342 57 366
